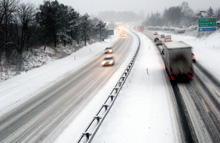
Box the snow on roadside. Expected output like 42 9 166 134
0 34 119 117
92 32 179 143
1 41 97 81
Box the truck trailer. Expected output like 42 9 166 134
163 41 193 80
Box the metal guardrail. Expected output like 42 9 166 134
77 31 141 143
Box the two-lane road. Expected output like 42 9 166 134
0 32 136 143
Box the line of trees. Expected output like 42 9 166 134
144 2 220 27
0 0 107 68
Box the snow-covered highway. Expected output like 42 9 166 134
0 30 137 143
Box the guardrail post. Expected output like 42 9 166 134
110 95 115 101
121 76 125 81
118 81 122 87
83 132 91 141
103 104 109 111
94 116 102 123
114 87 119 93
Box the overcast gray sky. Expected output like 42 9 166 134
22 0 220 16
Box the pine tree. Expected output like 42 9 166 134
96 21 106 41
207 7 214 17
79 14 91 46
36 0 70 47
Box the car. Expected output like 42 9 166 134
120 33 127 38
154 37 159 42
192 53 196 63
156 40 163 46
101 56 115 66
153 32 158 35
160 34 165 38
104 47 113 54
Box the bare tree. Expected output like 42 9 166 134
17 3 35 52
0 0 19 65
180 1 194 26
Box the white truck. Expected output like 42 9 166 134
164 35 172 42
163 41 193 80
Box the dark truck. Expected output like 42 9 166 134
163 41 194 80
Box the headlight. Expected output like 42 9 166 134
109 60 113 64
101 61 106 65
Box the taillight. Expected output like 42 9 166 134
188 75 194 79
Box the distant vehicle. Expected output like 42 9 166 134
154 37 159 42
153 32 158 35
160 34 165 38
138 26 144 32
175 29 186 34
192 53 196 63
104 47 113 54
101 56 115 66
156 40 163 46
164 39 172 42
165 35 171 40
163 41 193 80
121 33 127 38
